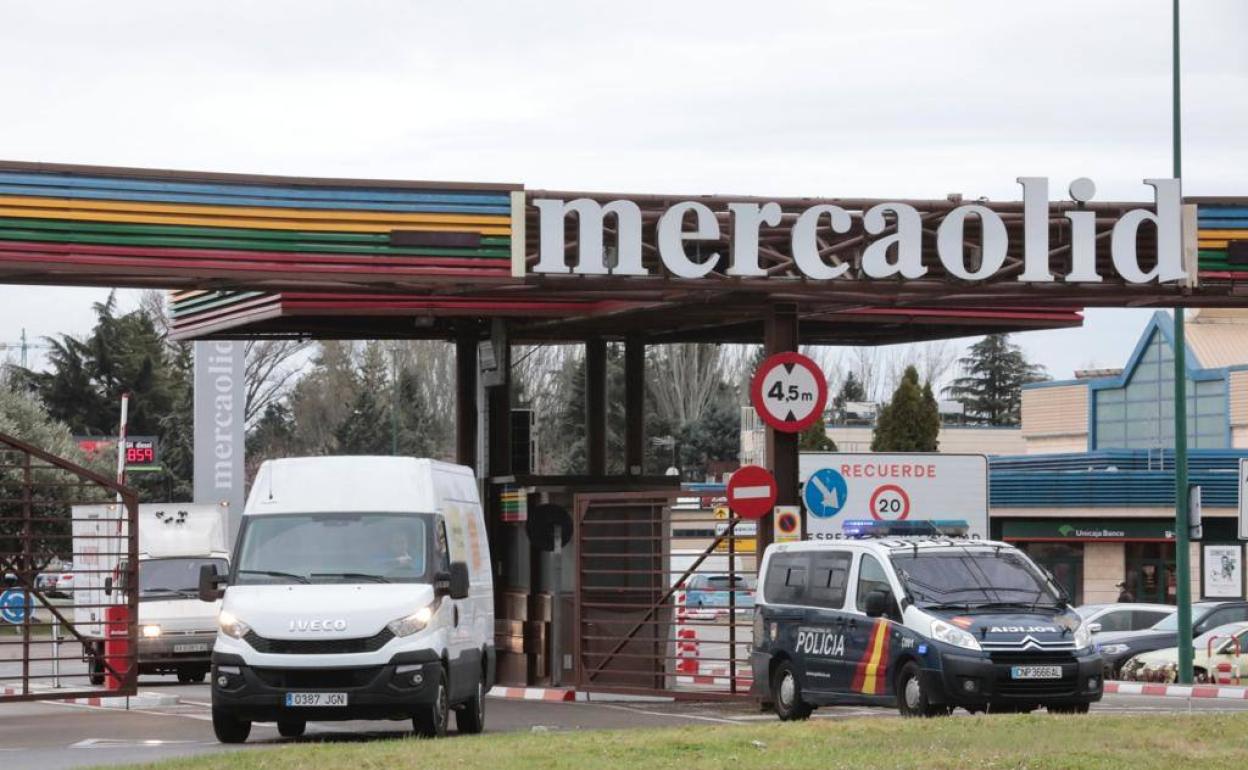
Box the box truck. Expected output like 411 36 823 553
200 457 494 743
74 502 230 683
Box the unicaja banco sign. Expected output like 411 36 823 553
530 178 1184 284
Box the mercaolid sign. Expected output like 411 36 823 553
529 177 1185 285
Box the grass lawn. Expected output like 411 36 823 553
110 712 1248 770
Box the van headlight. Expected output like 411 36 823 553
387 606 433 638
930 619 981 651
217 610 251 640
1073 622 1093 651
1098 643 1130 656
141 624 162 638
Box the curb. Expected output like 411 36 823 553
487 686 675 704
1106 681 1248 700
0 686 179 709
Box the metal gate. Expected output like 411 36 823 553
0 432 138 702
574 491 757 698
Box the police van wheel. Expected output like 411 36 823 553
212 708 252 744
896 661 946 718
413 668 450 738
771 661 812 721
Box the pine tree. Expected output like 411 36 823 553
334 342 391 455
799 415 838 452
871 366 939 452
944 334 1048 425
834 371 867 410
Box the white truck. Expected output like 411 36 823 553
200 456 494 743
73 502 230 684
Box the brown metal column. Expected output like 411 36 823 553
759 303 799 561
455 325 478 469
624 336 645 475
487 335 512 478
586 338 607 476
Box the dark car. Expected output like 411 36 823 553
1097 601 1248 677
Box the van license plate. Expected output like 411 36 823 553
173 643 208 654
1010 666 1062 680
285 692 348 707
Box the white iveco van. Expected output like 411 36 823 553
199 457 494 743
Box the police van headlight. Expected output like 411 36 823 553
930 619 981 651
387 606 433 638
1073 622 1093 651
217 610 251 640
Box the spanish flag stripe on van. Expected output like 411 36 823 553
851 621 891 695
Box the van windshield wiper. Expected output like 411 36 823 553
975 601 1062 611
310 572 390 583
238 569 309 584
920 601 973 612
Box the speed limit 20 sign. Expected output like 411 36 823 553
749 352 828 433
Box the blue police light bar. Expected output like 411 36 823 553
841 520 971 538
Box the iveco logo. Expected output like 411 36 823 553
989 626 1058 634
289 619 348 632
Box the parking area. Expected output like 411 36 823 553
4 675 1248 770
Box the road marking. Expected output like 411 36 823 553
591 702 743 725
72 738 206 749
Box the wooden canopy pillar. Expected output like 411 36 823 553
624 336 645 475
585 338 607 476
759 303 799 561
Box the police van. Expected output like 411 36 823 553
752 529 1102 718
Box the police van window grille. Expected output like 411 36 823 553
764 556 808 604
808 552 852 609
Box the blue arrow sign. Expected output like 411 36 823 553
0 589 32 624
803 468 848 520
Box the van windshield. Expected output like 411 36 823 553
140 557 228 599
891 549 1062 610
234 513 433 585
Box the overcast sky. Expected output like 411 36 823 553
1 0 1245 380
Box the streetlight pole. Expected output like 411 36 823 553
1171 0 1193 686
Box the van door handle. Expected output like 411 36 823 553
453 605 460 628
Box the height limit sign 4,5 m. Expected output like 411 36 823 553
750 352 828 433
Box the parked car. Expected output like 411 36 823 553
1097 601 1248 677
1075 603 1175 635
684 574 755 614
1119 622 1248 683
48 565 74 598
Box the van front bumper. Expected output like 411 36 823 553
137 632 216 670
923 650 1104 707
211 650 443 722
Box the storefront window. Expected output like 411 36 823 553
1124 542 1177 605
1018 542 1083 605
1093 329 1227 450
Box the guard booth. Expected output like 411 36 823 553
0 160 1240 697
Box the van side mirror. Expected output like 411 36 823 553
198 564 227 603
448 562 470 600
1089 622 1102 634
104 576 113 597
864 590 891 618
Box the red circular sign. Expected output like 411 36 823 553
869 484 911 521
749 352 828 433
777 509 799 534
726 465 778 520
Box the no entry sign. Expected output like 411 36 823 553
750 352 828 433
726 465 777 520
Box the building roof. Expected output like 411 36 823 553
1186 309 1248 369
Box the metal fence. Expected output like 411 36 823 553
574 492 756 698
0 432 138 702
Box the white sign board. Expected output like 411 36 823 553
194 340 245 545
1239 459 1248 541
798 453 988 540
1203 544 1244 600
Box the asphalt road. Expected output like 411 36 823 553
3 679 1248 770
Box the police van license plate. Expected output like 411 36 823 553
1010 666 1062 680
285 692 348 707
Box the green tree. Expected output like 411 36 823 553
334 342 391 455
871 366 939 452
13 293 194 500
799 415 838 452
834 371 867 409
944 334 1048 426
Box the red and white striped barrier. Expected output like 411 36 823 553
487 686 576 702
1106 681 1248 700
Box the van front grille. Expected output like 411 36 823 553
251 666 382 689
244 628 394 655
